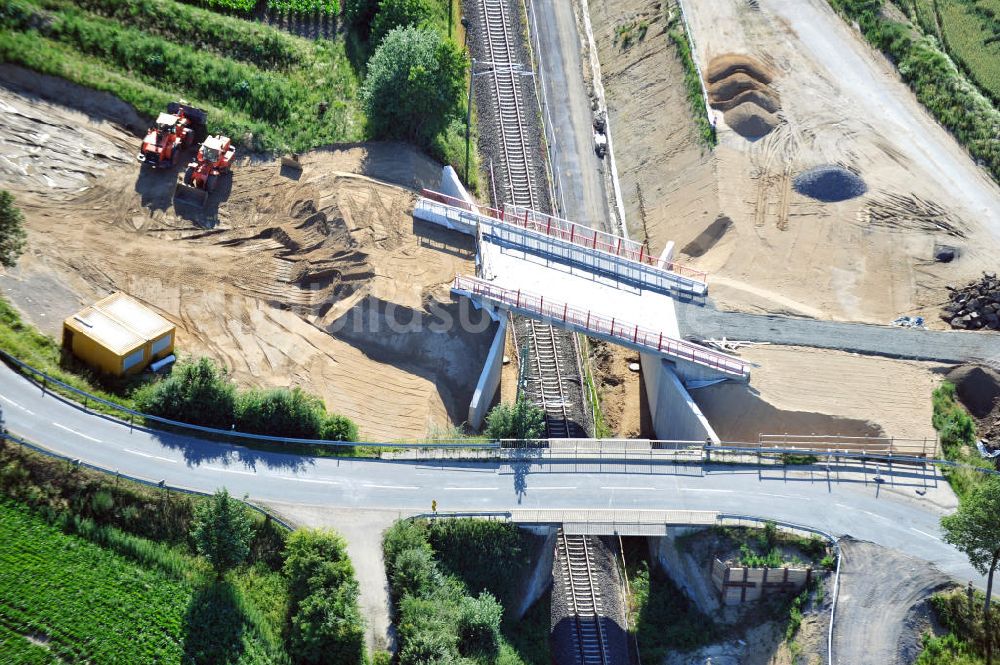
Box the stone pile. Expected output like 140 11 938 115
941 273 1000 330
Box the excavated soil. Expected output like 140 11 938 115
707 55 782 139
0 67 489 440
947 365 1000 446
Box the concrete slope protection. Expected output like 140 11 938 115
0 360 989 593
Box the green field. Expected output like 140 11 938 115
0 499 284 664
0 0 363 152
937 0 1000 102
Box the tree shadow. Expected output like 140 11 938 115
182 580 251 665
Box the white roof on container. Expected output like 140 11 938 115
156 113 178 126
66 307 144 356
95 292 173 341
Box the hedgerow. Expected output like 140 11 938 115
134 357 360 441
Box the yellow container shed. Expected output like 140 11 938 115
62 293 175 377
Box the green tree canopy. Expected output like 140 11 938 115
191 488 253 579
0 190 27 268
361 25 466 150
484 398 546 440
942 476 1000 664
134 357 236 429
370 0 431 46
283 529 364 665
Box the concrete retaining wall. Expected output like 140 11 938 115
640 353 720 443
468 316 508 429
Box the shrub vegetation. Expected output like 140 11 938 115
0 190 26 268
931 381 994 501
134 357 359 441
383 518 544 664
484 398 546 440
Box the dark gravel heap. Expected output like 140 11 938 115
941 272 1000 331
793 165 867 202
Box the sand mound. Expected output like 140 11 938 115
706 54 781 139
793 165 868 202
947 365 1000 419
708 73 770 104
706 53 774 84
723 102 779 139
710 87 781 113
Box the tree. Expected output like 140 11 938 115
456 592 502 656
343 0 379 35
361 26 466 150
191 488 253 579
941 476 1000 665
133 357 236 429
370 0 431 46
0 190 27 268
484 398 546 440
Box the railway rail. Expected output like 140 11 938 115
476 0 587 440
558 529 612 665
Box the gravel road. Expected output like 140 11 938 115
676 300 1000 364
832 538 953 665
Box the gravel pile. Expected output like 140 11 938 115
793 165 867 202
941 272 1000 331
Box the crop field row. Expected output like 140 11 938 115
0 0 363 152
937 0 1000 101
182 0 340 13
0 500 192 663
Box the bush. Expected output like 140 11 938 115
235 387 326 439
282 529 364 665
484 399 546 440
457 592 502 656
321 413 359 441
370 0 431 46
391 545 440 599
134 357 236 429
361 25 466 151
0 190 26 268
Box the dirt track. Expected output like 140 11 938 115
0 66 489 440
832 538 952 665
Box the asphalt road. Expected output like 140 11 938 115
527 0 611 230
0 361 988 591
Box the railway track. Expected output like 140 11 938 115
479 0 537 209
558 529 611 665
477 0 587 439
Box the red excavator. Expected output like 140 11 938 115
174 134 236 207
137 101 206 168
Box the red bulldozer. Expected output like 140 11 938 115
137 101 206 168
174 135 236 207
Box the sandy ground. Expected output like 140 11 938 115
588 0 1000 325
0 66 492 441
586 339 645 438
694 345 943 445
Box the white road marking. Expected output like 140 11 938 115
910 527 940 541
758 492 797 499
529 486 578 491
279 477 341 485
204 466 257 476
363 484 420 490
442 487 499 491
860 509 890 522
680 488 733 493
123 448 176 463
52 422 101 443
600 486 656 491
0 394 34 415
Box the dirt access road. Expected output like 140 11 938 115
832 538 953 665
0 66 491 441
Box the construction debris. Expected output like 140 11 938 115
941 273 1000 330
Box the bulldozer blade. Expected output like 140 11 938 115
174 180 209 208
280 154 302 170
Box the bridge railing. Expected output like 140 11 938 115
419 190 708 292
452 275 749 378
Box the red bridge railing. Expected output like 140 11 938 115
452 275 748 378
420 190 708 285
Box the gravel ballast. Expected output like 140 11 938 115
793 165 868 202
